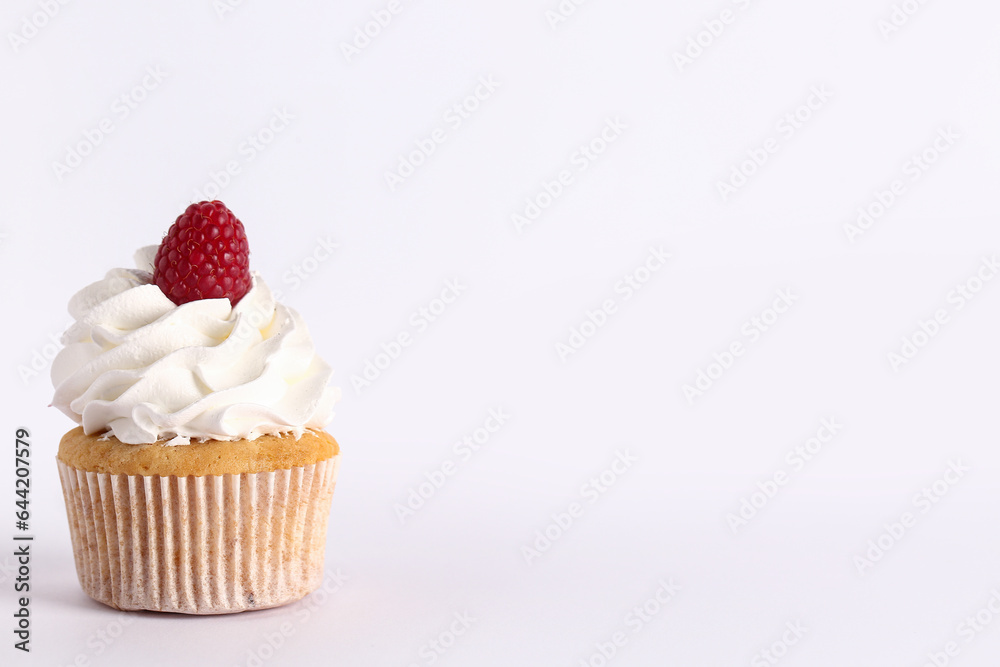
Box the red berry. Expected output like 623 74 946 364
153 201 251 306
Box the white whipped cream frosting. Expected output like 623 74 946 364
51 246 339 445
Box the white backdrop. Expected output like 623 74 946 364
2 1 1000 665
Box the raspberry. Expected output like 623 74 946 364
153 201 252 306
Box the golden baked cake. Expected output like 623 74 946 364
58 427 338 476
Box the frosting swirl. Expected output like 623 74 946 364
51 246 339 445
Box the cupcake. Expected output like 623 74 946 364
51 201 341 614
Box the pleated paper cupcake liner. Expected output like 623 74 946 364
57 456 339 614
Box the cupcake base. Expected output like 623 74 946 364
57 456 339 614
